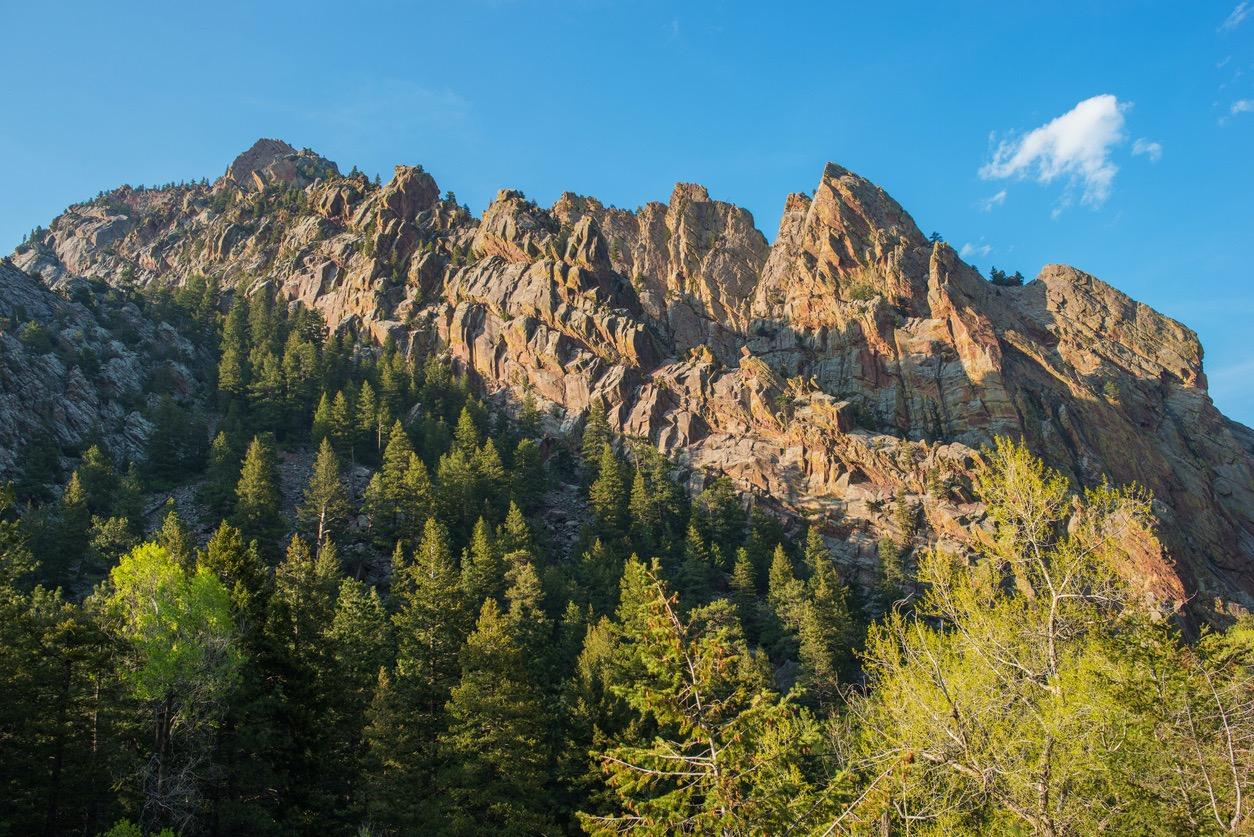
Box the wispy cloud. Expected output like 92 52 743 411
1232 99 1254 115
1221 2 1250 31
959 242 992 259
978 189 1007 211
980 94 1128 209
1132 138 1163 162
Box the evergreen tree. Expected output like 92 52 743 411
472 438 509 520
52 472 92 587
325 578 390 821
796 557 854 707
199 521 269 626
441 593 556 833
461 517 506 609
730 546 761 640
365 518 468 829
329 390 353 455
435 448 477 538
76 444 118 515
581 403 610 470
247 351 284 433
765 544 804 660
584 560 827 833
263 536 342 827
627 467 658 556
510 437 545 513
362 422 430 547
298 438 349 545
199 431 239 516
281 330 319 436
311 392 334 446
454 405 481 456
588 442 626 536
354 380 380 462
233 435 285 554
498 501 533 557
217 296 249 401
155 504 194 569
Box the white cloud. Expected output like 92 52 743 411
1221 2 1250 31
979 94 1128 207
1232 99 1254 114
1132 138 1163 162
959 242 992 259
978 189 1007 211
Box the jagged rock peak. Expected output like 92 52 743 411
670 182 711 204
380 164 440 221
219 138 338 193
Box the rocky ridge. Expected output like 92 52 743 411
10 139 1254 614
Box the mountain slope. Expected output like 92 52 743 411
10 139 1253 613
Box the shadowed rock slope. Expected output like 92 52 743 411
11 139 1254 614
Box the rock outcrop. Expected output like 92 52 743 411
10 141 1253 615
0 258 201 475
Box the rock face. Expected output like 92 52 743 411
10 141 1254 614
0 258 201 475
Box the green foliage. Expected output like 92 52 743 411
299 438 350 546
233 434 284 553
582 559 831 833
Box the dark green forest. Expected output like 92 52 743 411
1 278 1250 836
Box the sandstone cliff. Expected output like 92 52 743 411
10 139 1253 613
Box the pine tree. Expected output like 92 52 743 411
247 351 284 433
796 558 854 707
362 422 430 547
263 536 342 826
155 504 194 569
674 521 716 605
473 438 509 520
281 331 319 436
355 380 380 462
576 538 622 618
498 501 533 557
200 431 239 516
326 578 390 821
366 518 469 829
329 390 353 455
441 594 556 833
217 296 249 400
75 444 118 515
379 352 408 418
581 403 610 470
627 467 659 555
730 546 761 640
52 472 91 586
584 561 825 833
435 448 477 538
461 517 506 609
115 463 145 533
298 439 349 545
510 437 545 513
589 442 626 536
765 544 804 660
234 435 284 553
199 520 270 626
311 392 334 446
454 405 481 456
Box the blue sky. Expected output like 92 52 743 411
2 0 1252 422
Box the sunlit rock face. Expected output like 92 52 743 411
12 140 1254 615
